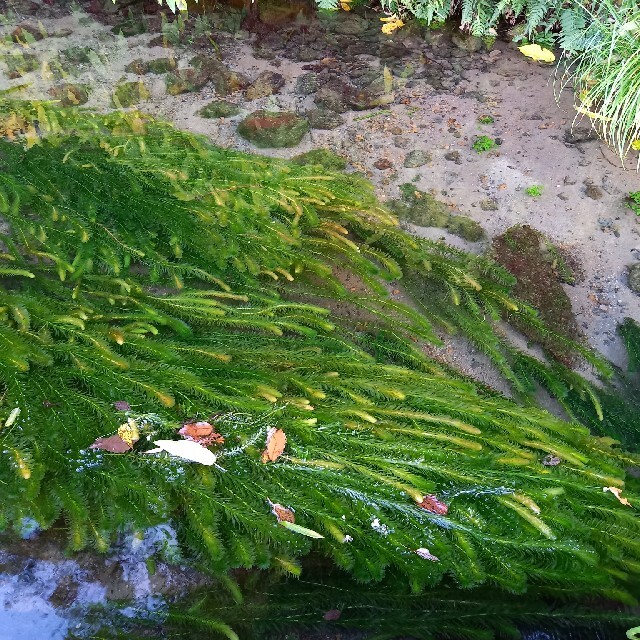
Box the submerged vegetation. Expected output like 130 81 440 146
0 101 639 620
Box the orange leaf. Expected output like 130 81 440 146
417 495 448 515
269 500 295 523
179 420 224 446
261 427 287 463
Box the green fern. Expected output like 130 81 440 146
0 101 639 601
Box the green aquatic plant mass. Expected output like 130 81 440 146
0 101 639 604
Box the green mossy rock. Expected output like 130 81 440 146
165 69 208 95
112 81 150 108
4 52 39 79
198 100 241 119
492 225 579 363
391 184 485 242
628 263 640 294
126 57 177 75
60 46 94 65
237 111 310 148
292 148 347 171
48 83 91 107
189 55 250 96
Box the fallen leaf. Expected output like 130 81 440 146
380 15 404 34
118 418 140 447
4 407 20 428
269 500 295 523
415 547 439 561
179 421 224 446
146 439 217 465
113 401 130 412
631 140 640 151
603 486 632 507
575 105 611 121
91 435 132 453
280 521 325 538
261 427 287 463
417 495 449 515
518 44 555 64
542 454 561 466
323 609 342 621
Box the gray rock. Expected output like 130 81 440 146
246 71 285 100
295 72 321 96
306 108 345 130
585 183 604 200
445 150 462 164
564 126 598 144
628 263 640 294
403 149 431 168
479 198 499 211
332 14 368 36
451 31 484 52
314 87 348 113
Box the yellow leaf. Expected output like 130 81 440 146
380 15 404 34
631 140 640 151
603 486 632 507
339 0 351 10
518 44 555 63
575 105 611 122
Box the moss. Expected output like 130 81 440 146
390 184 485 242
492 225 579 364
111 81 150 108
291 148 347 171
237 111 310 148
198 100 241 119
3 52 39 79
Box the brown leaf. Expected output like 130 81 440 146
261 427 287 463
269 501 295 523
323 609 342 621
90 435 131 453
417 495 448 515
179 421 224 447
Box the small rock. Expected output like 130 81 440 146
165 68 208 95
237 111 309 148
374 158 393 170
444 150 462 164
563 176 577 185
294 72 320 96
479 198 498 211
585 183 604 200
314 87 348 113
246 71 285 100
198 100 240 119
628 263 640 294
393 136 410 149
126 57 177 75
292 148 347 171
306 108 344 130
332 14 368 36
403 150 431 168
451 31 484 52
563 126 598 144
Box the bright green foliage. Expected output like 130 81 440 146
525 185 544 197
0 101 638 600
627 192 640 216
472 135 497 153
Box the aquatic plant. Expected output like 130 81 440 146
0 101 638 603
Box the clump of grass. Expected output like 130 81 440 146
626 191 640 215
557 0 640 168
525 185 544 197
478 115 495 124
472 135 497 153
